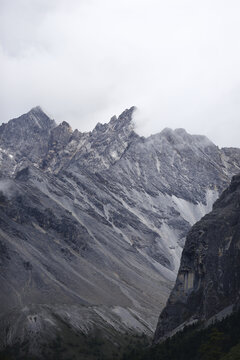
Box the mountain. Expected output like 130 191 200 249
0 106 240 356
154 173 240 343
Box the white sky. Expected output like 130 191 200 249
1 0 240 147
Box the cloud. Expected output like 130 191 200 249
0 0 240 147
0 179 15 199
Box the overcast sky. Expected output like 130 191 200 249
1 0 240 147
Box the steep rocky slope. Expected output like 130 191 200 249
0 106 240 354
154 173 240 343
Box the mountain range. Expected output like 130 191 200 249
0 106 240 357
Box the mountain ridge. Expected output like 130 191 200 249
0 106 240 357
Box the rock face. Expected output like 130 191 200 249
0 106 240 351
154 173 240 343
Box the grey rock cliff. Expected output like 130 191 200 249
0 106 240 352
154 173 240 343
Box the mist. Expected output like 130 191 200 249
1 0 240 147
0 179 16 199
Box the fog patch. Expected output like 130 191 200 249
0 180 17 199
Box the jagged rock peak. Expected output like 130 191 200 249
109 106 136 130
118 106 136 118
3 106 56 132
25 106 56 129
29 105 44 115
60 120 71 128
154 172 240 343
58 121 73 134
0 106 56 166
110 106 136 122
91 107 136 134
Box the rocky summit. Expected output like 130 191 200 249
0 106 240 355
154 173 240 343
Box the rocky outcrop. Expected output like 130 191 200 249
154 173 240 343
0 107 55 167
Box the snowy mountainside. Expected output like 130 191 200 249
0 106 240 352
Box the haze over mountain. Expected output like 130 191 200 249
0 106 240 357
1 1 240 147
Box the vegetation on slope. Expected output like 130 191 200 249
122 309 240 360
0 316 150 360
1 309 240 360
